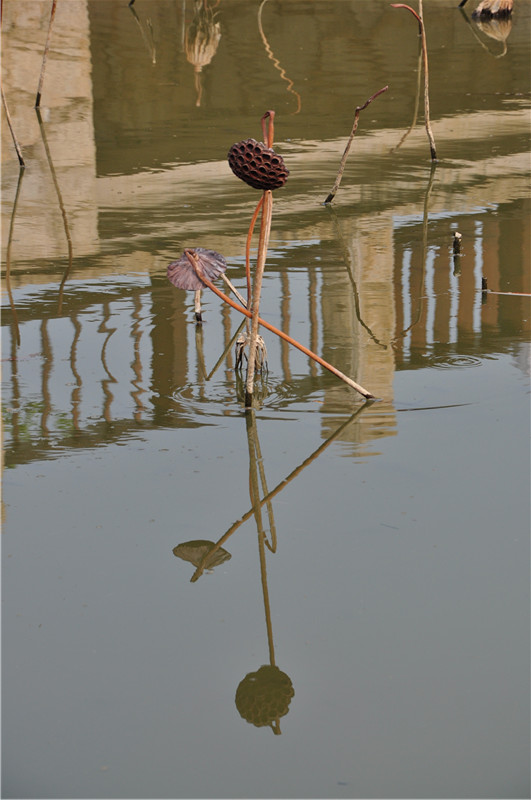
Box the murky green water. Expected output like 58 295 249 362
2 1 530 798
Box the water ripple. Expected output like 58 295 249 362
429 355 483 370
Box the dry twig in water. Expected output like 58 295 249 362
324 85 388 204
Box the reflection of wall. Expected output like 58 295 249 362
2 0 529 464
1 0 98 260
393 206 531 366
318 210 397 445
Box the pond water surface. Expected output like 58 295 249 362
2 1 530 798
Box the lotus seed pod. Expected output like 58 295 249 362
228 138 289 191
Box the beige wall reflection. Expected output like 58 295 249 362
2 0 99 264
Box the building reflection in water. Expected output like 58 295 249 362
2 0 530 468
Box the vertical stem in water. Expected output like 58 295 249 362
245 189 273 406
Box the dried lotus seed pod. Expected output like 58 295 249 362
228 138 289 191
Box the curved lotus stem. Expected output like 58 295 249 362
391 2 437 161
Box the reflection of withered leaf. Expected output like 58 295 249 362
173 540 232 570
167 248 227 291
475 15 512 42
185 2 221 73
472 0 512 17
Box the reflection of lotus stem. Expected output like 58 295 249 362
391 2 437 161
324 85 388 204
393 162 437 343
1 89 25 167
246 411 276 665
5 166 25 346
35 0 57 108
205 318 247 381
258 0 302 114
36 108 73 312
191 403 368 581
184 249 374 399
390 37 422 153
128 1 157 64
327 207 388 349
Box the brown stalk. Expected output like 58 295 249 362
244 110 276 406
184 249 375 400
246 188 273 405
245 195 264 304
391 2 437 161
35 0 58 108
324 85 388 204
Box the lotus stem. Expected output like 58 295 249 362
324 85 388 204
245 189 273 405
245 195 264 304
194 289 203 322
184 249 375 400
391 2 437 161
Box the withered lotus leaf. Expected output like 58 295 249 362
167 248 227 291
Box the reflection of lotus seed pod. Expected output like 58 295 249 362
235 665 294 729
228 139 289 191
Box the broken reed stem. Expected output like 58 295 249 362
245 189 273 405
184 249 374 400
35 0 58 108
391 2 437 161
1 89 25 167
324 85 388 204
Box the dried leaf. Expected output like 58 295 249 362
167 248 227 291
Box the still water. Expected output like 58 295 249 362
2 1 530 798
